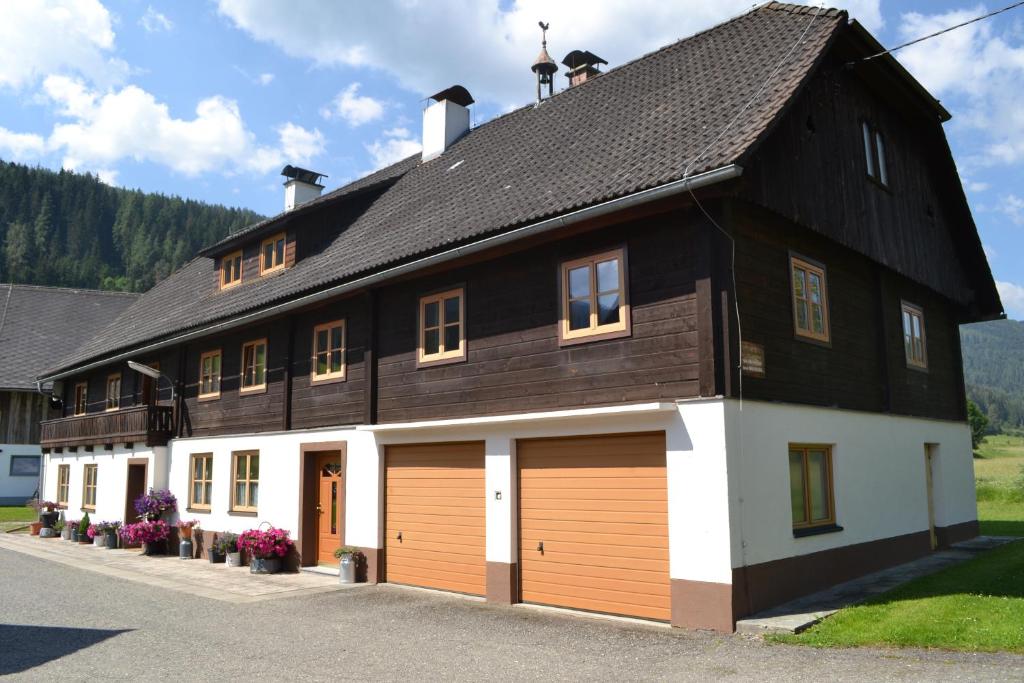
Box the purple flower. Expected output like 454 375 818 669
133 489 178 520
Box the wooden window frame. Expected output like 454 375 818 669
73 382 88 416
901 301 928 370
198 349 223 401
105 373 121 412
188 453 214 511
311 319 346 383
220 249 243 290
231 450 259 513
790 254 831 344
417 287 466 367
558 247 631 346
82 463 98 511
259 232 287 276
56 464 70 507
240 339 268 395
789 444 836 532
862 120 890 189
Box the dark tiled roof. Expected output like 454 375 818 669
46 3 844 376
0 285 139 390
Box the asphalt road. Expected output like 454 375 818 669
1 548 1021 682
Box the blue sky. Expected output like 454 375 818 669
0 1 1022 317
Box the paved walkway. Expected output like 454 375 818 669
0 532 346 603
737 536 1019 634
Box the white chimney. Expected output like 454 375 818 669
281 165 326 212
422 85 474 162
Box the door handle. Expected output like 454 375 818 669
397 531 403 542
316 504 323 514
537 541 544 554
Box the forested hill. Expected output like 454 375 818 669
0 160 264 292
961 318 1024 432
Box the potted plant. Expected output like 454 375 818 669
54 519 65 539
238 526 294 574
77 513 92 544
87 522 104 547
176 519 199 559
58 511 70 540
133 489 177 522
68 519 81 542
31 500 60 536
119 520 171 555
103 521 121 549
215 532 240 567
333 546 362 584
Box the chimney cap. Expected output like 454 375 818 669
561 49 607 70
281 165 327 186
428 85 475 107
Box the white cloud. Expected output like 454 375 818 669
95 168 119 185
0 126 47 159
364 127 420 171
898 7 1024 167
321 83 384 126
140 6 173 33
0 0 128 90
257 73 275 86
216 1 880 109
996 281 1024 320
35 75 324 177
967 181 989 193
1000 193 1024 225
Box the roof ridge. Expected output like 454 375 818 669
0 283 141 297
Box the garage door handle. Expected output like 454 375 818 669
537 541 544 554
397 531 403 542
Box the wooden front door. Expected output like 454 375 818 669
124 463 147 524
316 453 344 565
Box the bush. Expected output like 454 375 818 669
78 513 90 536
968 400 990 450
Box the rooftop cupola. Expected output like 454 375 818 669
531 21 557 102
281 165 327 212
562 49 607 87
421 85 474 162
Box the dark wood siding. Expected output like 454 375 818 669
731 201 965 421
375 213 702 423
0 390 51 444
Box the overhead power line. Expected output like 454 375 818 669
856 0 1024 64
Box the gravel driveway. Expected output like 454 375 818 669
1 548 1021 681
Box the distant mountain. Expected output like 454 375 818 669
961 318 1024 432
0 159 264 292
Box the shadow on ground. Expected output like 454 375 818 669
0 624 132 675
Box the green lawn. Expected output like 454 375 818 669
0 506 36 523
771 434 1024 653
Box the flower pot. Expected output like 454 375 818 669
208 548 225 564
93 535 104 547
39 511 59 529
178 526 193 540
142 539 167 556
104 530 118 549
225 551 242 567
179 539 193 559
338 553 357 584
39 527 56 538
61 526 71 540
70 528 79 542
29 522 42 536
250 557 282 575
78 537 92 544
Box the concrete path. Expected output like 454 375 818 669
0 532 346 603
736 536 1019 635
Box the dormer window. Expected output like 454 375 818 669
221 250 242 289
862 121 888 187
260 232 286 275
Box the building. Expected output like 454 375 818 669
0 284 138 504
37 3 1001 631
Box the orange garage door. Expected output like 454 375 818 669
385 442 486 595
518 432 670 621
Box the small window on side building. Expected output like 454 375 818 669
559 247 630 345
902 301 927 369
240 339 268 393
260 233 286 275
312 320 345 381
790 256 830 343
789 445 835 532
199 350 222 399
105 373 121 411
862 121 889 187
73 382 88 416
221 250 243 289
418 288 465 366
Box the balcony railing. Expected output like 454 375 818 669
40 404 175 449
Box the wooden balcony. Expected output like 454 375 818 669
40 405 175 450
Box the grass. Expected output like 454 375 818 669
0 506 36 523
770 433 1024 653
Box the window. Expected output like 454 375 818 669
73 382 88 416
221 250 243 289
199 350 222 399
862 121 889 187
790 256 830 343
140 361 161 404
240 339 268 393
57 464 70 506
82 464 98 510
559 248 630 344
312 320 345 381
260 232 286 275
789 445 835 532
902 301 928 369
418 288 465 365
231 451 259 512
105 373 121 411
9 455 40 476
189 453 213 510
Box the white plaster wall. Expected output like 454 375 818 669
484 436 515 564
723 399 977 568
43 446 160 523
0 443 42 502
